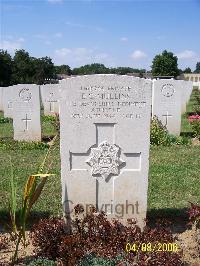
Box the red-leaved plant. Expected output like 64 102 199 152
31 206 183 266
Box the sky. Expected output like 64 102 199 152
0 0 200 70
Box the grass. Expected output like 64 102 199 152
181 88 199 134
0 89 199 223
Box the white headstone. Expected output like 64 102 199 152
59 74 152 228
152 79 182 135
0 87 3 112
181 80 193 114
180 81 187 114
3 86 14 118
13 84 41 141
185 80 193 103
40 84 60 115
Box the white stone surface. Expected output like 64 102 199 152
0 87 3 111
3 86 14 118
40 84 60 115
13 84 41 141
152 79 182 135
185 80 193 103
59 74 152 228
180 81 188 114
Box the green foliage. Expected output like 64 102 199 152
12 49 34 84
151 50 179 77
150 116 191 146
0 49 56 86
0 48 146 86
8 136 57 263
191 120 200 139
150 116 169 145
32 57 56 85
0 116 11 124
0 139 49 150
42 115 57 123
193 89 200 114
0 50 13 86
194 62 200 73
79 254 126 266
110 67 145 75
72 63 146 75
183 67 192 73
55 64 72 75
73 63 110 75
26 258 56 266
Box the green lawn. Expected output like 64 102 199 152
0 90 199 222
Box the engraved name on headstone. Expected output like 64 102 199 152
59 75 152 228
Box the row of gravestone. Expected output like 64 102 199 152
0 77 193 141
0 75 193 228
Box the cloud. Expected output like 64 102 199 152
176 50 196 59
33 34 46 40
54 32 63 38
0 38 25 53
54 47 111 66
65 21 103 32
156 35 166 40
45 40 52 45
120 37 128 42
130 50 147 60
47 0 63 3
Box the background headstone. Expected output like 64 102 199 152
152 79 182 135
59 74 152 228
0 87 3 112
40 84 60 115
13 84 41 141
3 86 14 118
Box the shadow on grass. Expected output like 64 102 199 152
0 209 51 232
147 208 190 233
180 132 194 138
1 208 190 234
42 135 56 142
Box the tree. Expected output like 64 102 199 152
12 49 34 84
0 50 13 86
33 57 56 84
194 62 200 73
55 65 72 75
151 50 179 77
72 63 110 75
183 67 192 73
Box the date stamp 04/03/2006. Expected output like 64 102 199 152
125 243 180 253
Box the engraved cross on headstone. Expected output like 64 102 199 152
162 111 172 126
22 114 31 131
70 123 141 214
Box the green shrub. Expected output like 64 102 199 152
25 258 56 266
168 135 191 145
150 116 191 146
42 115 57 123
0 117 11 124
150 116 170 146
191 120 200 139
78 254 127 266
